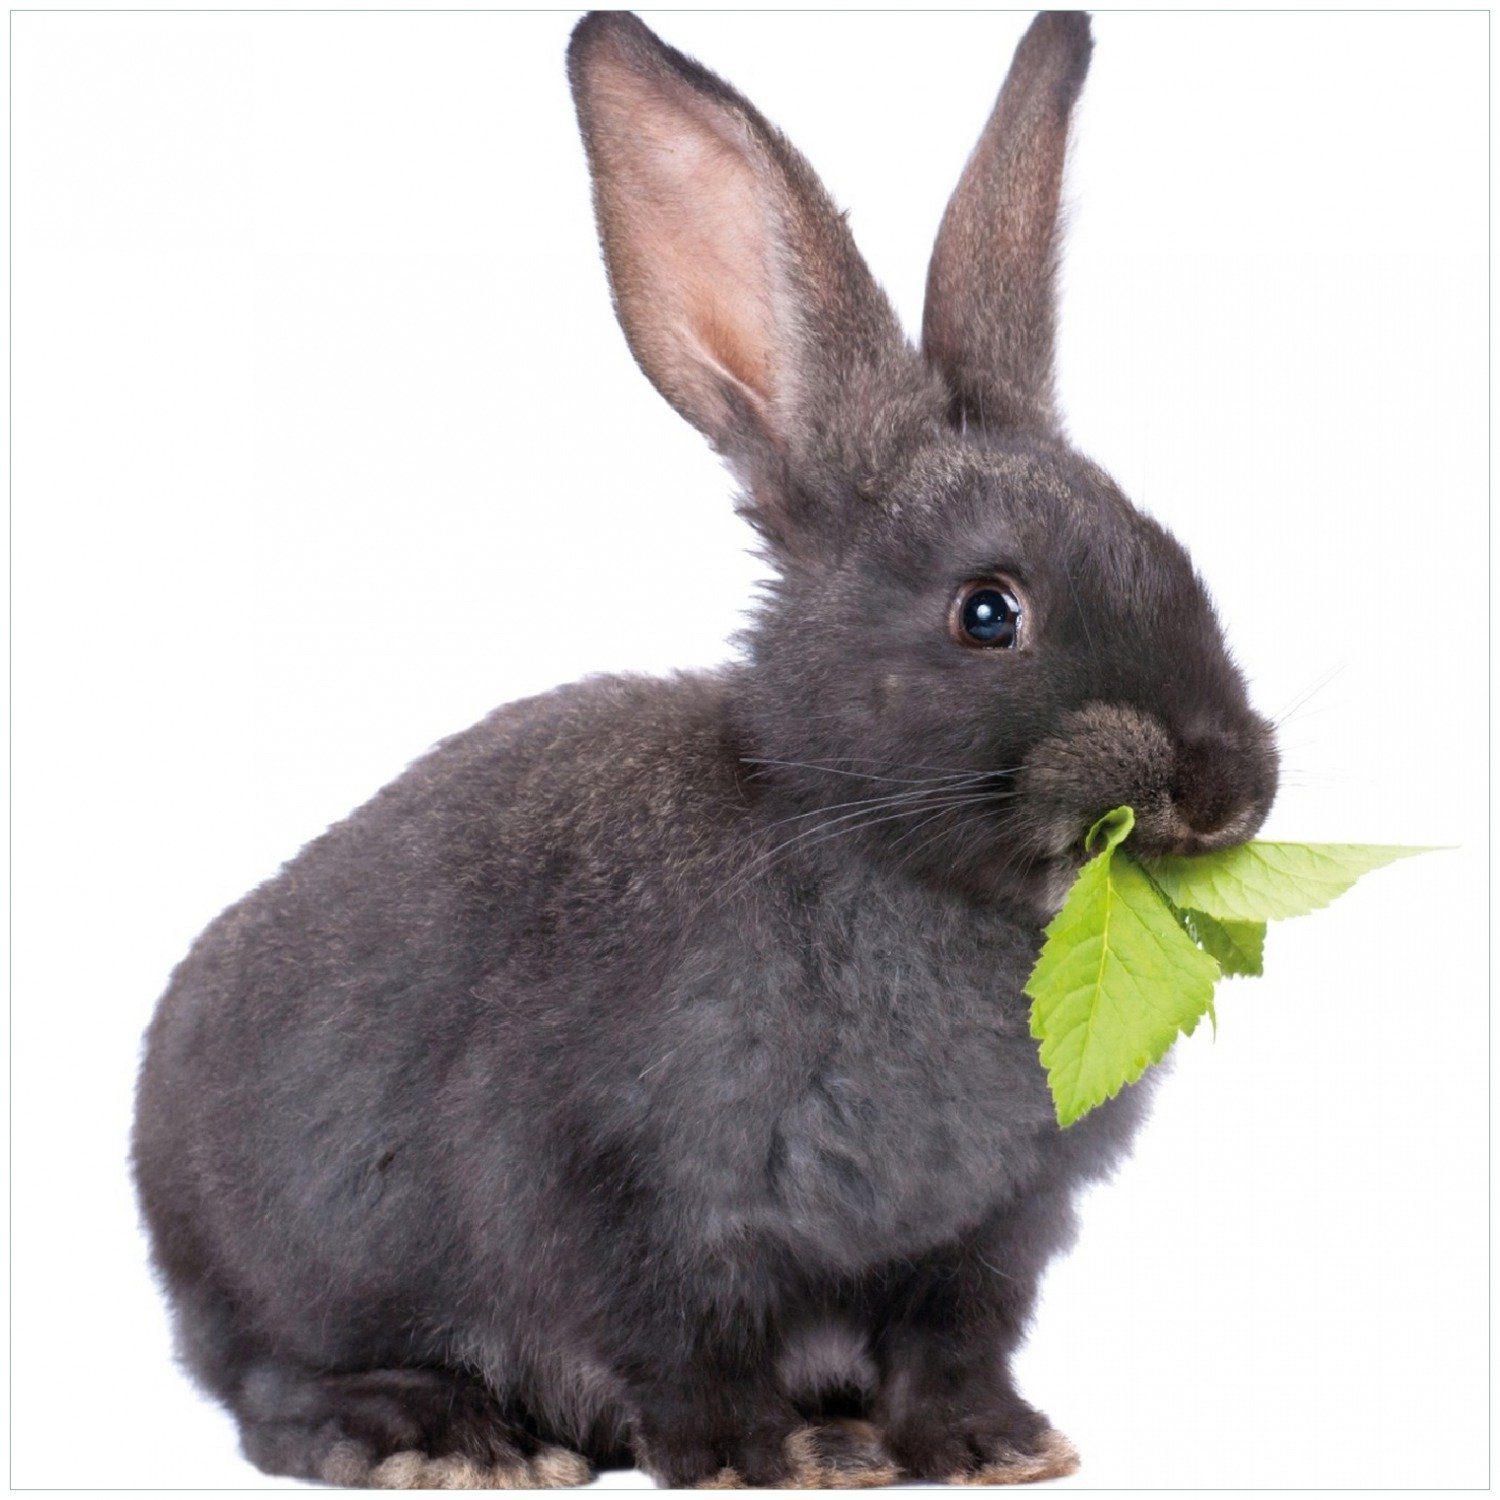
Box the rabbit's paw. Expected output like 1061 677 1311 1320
782 1422 901 1488
647 1423 898 1490
886 1415 1078 1487
943 1429 1079 1486
355 1443 592 1489
638 1431 783 1489
236 1363 593 1489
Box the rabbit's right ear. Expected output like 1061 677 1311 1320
568 12 944 557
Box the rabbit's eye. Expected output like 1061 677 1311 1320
951 580 1023 649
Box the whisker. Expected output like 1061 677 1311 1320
754 777 1004 835
697 788 1014 920
742 754 1024 785
756 789 1009 868
1272 662 1347 730
890 806 976 878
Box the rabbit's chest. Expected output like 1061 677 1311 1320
771 961 1056 1261
671 900 1073 1269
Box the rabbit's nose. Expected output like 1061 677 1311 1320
1171 734 1244 836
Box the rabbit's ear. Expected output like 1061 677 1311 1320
923 12 1093 435
568 12 944 554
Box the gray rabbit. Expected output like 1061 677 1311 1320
134 11 1278 1489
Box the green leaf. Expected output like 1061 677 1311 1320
1086 804 1136 854
1026 811 1220 1128
1026 812 1437 1126
1181 909 1266 978
1143 842 1430 923
1119 849 1264 982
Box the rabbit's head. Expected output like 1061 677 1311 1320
569 12 1278 912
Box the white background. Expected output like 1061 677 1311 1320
8 8 1489 1491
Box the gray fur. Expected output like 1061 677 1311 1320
134 11 1277 1489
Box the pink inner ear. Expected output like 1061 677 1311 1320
587 54 779 432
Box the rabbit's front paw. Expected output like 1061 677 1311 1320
941 1428 1079 1486
652 1427 899 1489
637 1419 794 1488
886 1409 1079 1487
637 1406 898 1489
783 1422 901 1489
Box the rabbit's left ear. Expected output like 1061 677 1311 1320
923 12 1093 436
569 12 945 556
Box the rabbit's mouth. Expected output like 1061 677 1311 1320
1063 801 1263 864
1013 700 1279 914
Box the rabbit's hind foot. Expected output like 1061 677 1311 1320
342 1443 591 1490
235 1362 593 1490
